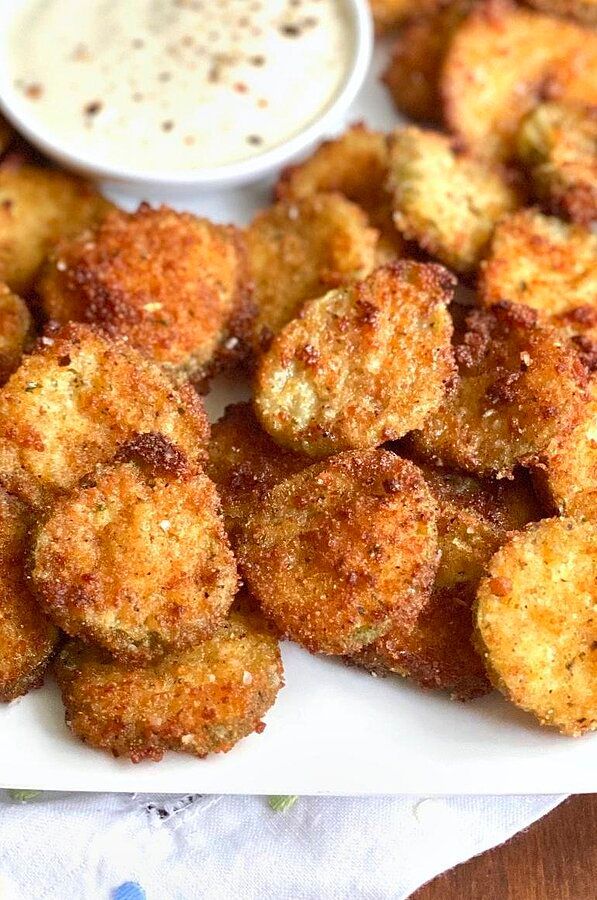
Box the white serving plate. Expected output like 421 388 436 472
1 45 595 795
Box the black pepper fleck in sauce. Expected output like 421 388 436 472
84 100 102 116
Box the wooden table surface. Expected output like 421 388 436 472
413 794 596 900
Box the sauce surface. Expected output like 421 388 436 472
7 0 353 171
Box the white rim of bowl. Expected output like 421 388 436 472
0 0 373 187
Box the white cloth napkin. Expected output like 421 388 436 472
0 792 564 899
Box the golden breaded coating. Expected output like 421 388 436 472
0 571 57 702
275 125 403 261
276 125 388 209
0 323 209 509
246 194 378 347
476 517 597 736
54 610 284 762
418 464 543 596
0 164 112 293
479 210 597 363
256 263 455 458
0 489 59 701
387 126 521 273
0 282 32 385
442 0 597 161
33 439 238 663
39 203 253 385
239 450 439 656
206 402 307 543
382 0 473 123
369 0 440 33
537 375 597 521
356 592 491 700
411 302 588 477
516 103 597 226
526 0 597 26
355 463 540 699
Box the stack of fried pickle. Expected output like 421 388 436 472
0 0 594 762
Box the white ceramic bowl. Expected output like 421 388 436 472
0 0 373 195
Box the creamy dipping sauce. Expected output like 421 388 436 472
7 0 354 171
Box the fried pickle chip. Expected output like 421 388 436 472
0 489 58 701
387 126 520 273
369 0 440 33
33 439 238 663
0 164 112 293
476 517 597 736
0 283 32 385
0 323 209 509
537 375 596 521
479 210 597 358
516 103 597 226
206 402 307 542
275 125 403 260
526 0 597 26
442 0 597 161
246 193 378 347
256 262 455 458
411 302 588 477
357 592 491 700
39 203 253 385
418 464 543 595
382 0 473 123
355 463 541 698
239 450 439 655
54 610 284 762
